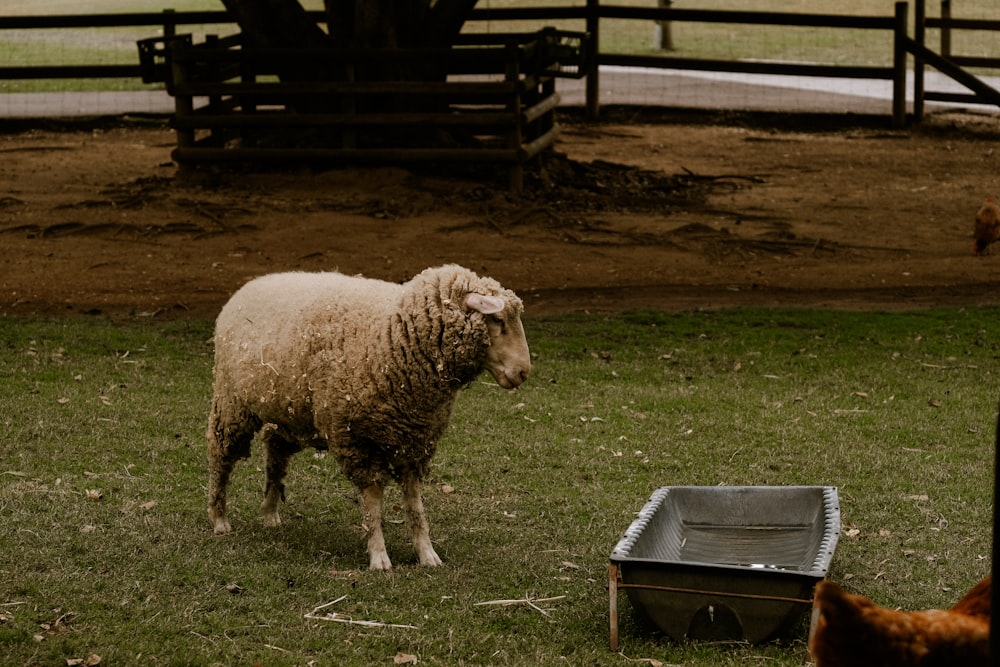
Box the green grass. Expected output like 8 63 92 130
0 307 995 665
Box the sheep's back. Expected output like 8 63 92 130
212 272 397 421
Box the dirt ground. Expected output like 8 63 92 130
3 108 1000 319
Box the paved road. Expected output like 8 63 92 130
1 67 996 119
557 66 1000 116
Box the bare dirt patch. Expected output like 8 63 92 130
2 108 1000 318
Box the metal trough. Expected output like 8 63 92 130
609 485 840 648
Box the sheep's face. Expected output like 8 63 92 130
465 293 531 389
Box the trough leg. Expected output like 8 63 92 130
402 476 443 567
361 484 392 571
260 424 300 528
609 563 620 651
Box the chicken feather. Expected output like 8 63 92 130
808 576 990 667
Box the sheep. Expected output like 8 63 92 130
206 264 531 570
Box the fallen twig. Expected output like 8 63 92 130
264 644 290 653
305 597 417 630
619 651 682 667
474 595 567 616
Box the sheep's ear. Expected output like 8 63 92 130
464 293 505 315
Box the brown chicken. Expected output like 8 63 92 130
808 577 991 667
974 197 1000 255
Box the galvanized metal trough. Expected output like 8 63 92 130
609 485 840 648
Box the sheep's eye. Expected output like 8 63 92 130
491 315 504 324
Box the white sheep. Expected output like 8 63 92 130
206 264 531 570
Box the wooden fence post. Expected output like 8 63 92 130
506 40 525 194
585 0 600 120
169 40 194 163
655 0 673 50
913 0 925 122
940 0 952 57
891 1 908 129
162 8 176 38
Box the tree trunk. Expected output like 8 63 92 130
219 0 483 143
219 0 328 50
221 0 479 52
219 0 331 85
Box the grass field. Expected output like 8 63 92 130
0 1 998 93
1 307 995 665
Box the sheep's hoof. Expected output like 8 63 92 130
418 549 443 567
368 552 393 571
208 507 233 535
211 517 232 535
262 512 281 528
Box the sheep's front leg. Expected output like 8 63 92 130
403 476 442 567
361 484 392 570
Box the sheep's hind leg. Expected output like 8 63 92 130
207 410 254 535
260 424 301 528
403 476 442 567
361 484 392 571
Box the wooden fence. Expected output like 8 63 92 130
139 29 582 191
913 0 1000 120
1 3 998 128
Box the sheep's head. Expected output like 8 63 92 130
464 292 531 389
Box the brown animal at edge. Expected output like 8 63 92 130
974 197 1000 255
808 576 991 667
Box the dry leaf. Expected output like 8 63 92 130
80 525 96 534
845 527 861 538
928 399 942 407
66 656 100 667
141 500 158 511
393 653 418 665
86 489 103 501
440 484 455 494
57 397 70 405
